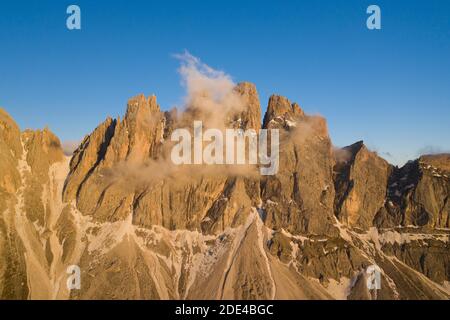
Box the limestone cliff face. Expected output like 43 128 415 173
64 95 165 222
261 95 337 236
374 155 450 229
262 95 304 129
0 85 449 300
63 84 264 233
63 117 116 202
405 156 449 228
334 141 392 230
232 82 261 131
0 108 27 299
382 233 449 284
21 129 65 227
104 94 164 164
0 109 22 207
0 111 67 299
334 142 450 231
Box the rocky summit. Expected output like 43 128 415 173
0 83 449 300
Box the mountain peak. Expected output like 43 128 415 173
345 140 365 155
125 94 160 121
262 94 304 128
232 82 261 130
0 107 23 159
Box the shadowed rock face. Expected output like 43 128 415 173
0 85 449 300
334 142 450 231
334 141 392 230
382 236 449 284
63 117 117 202
374 155 450 229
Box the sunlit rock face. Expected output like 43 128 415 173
0 86 449 300
261 95 337 237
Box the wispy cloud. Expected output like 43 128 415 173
416 145 450 157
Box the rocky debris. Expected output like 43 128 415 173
334 141 392 230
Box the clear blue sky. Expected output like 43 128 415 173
1 0 449 165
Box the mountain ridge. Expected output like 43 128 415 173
0 83 449 300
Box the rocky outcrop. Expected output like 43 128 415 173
21 128 64 226
381 234 449 284
103 94 165 164
232 82 261 131
261 95 337 236
0 109 28 299
334 141 392 230
334 142 450 231
0 109 22 211
63 117 116 202
63 84 263 233
64 95 165 222
0 110 67 299
262 95 304 129
374 155 449 229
